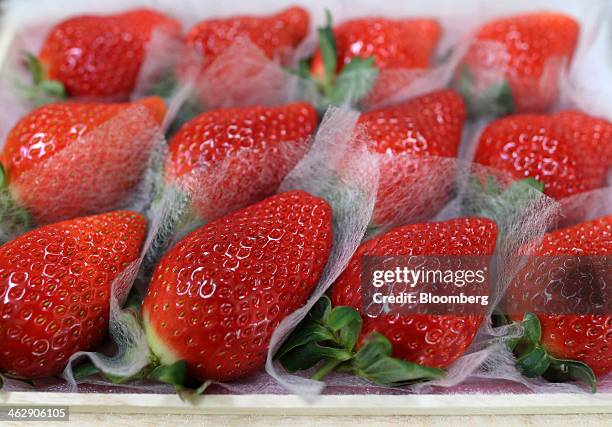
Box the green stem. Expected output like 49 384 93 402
311 359 344 381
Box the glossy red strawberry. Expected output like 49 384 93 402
309 16 441 107
1 97 165 226
185 6 309 70
311 17 441 77
474 111 612 200
359 90 466 226
36 9 181 100
505 216 611 380
331 217 498 369
142 191 333 382
165 102 317 220
0 211 146 379
456 13 579 115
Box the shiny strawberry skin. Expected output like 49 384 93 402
474 112 611 200
359 90 466 224
2 97 165 224
505 216 611 376
464 13 579 113
0 211 146 379
185 6 309 69
167 102 316 179
39 9 181 99
331 217 498 369
165 103 316 219
142 191 333 382
311 17 441 76
359 89 465 157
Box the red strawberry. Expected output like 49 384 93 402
330 218 498 369
358 90 466 226
184 7 309 70
310 17 441 78
504 216 611 388
165 102 317 220
0 211 147 379
456 13 579 115
0 97 165 227
141 191 333 382
308 15 441 107
474 111 612 200
33 9 181 100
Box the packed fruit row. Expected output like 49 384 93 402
0 3 609 396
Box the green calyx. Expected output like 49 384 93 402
276 295 445 387
19 52 66 106
511 312 597 393
287 9 378 110
463 175 544 217
0 164 32 243
455 64 514 117
462 175 544 244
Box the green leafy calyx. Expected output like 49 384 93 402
287 10 378 109
20 51 67 106
455 64 515 117
513 312 597 393
276 295 445 386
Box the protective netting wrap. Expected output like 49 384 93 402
13 105 166 222
0 104 167 243
265 107 379 399
187 38 297 110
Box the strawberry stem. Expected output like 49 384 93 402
311 359 344 381
317 9 338 97
286 10 378 110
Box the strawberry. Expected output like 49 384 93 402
141 191 333 382
0 211 147 379
310 17 441 77
474 111 612 200
0 97 165 229
165 102 317 220
303 12 441 108
358 89 466 226
504 216 611 390
331 218 498 368
29 9 181 101
184 7 309 71
277 218 497 386
455 13 579 115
